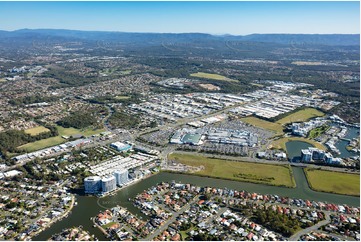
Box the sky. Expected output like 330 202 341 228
0 1 359 35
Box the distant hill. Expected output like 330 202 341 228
0 29 359 46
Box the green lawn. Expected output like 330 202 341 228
271 137 326 151
190 72 238 82
18 126 105 152
24 126 50 136
101 222 118 229
114 95 130 100
18 136 66 152
56 125 105 137
304 168 360 196
168 153 295 187
241 116 284 135
308 125 330 139
276 108 325 125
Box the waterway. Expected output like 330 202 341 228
335 126 360 158
33 168 360 241
285 140 314 161
285 126 360 160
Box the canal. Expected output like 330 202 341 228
335 126 360 158
33 168 360 241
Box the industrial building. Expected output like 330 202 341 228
84 176 102 194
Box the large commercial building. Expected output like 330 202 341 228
300 147 342 165
301 149 312 162
101 176 117 193
114 169 129 186
181 133 203 146
309 148 325 161
84 176 102 194
110 142 132 152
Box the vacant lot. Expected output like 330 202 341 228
190 72 237 82
241 117 283 135
304 168 360 196
271 137 326 151
24 126 50 136
168 153 295 187
276 108 325 125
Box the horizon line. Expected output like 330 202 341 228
1 28 360 36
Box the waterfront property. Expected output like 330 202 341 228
304 168 360 196
167 153 295 187
272 137 325 151
300 147 343 165
33 169 360 241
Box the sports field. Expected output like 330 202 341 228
240 117 283 135
168 153 295 187
190 72 237 82
276 108 325 125
24 126 50 136
270 137 326 151
304 168 360 196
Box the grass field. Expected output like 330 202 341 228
114 95 130 100
270 137 326 151
18 126 105 152
168 153 295 187
190 72 237 82
308 125 330 139
18 136 66 152
276 108 325 125
24 126 50 136
101 222 117 229
56 125 105 137
240 117 284 135
304 168 360 196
